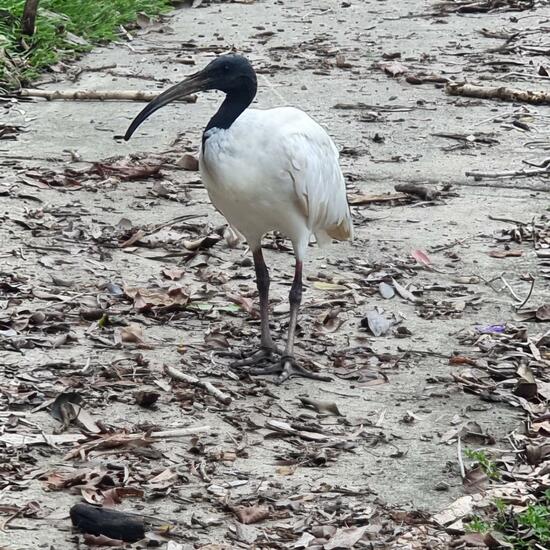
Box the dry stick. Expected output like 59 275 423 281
164 365 232 406
446 82 550 106
465 165 550 181
16 89 198 103
21 0 39 36
457 437 466 480
516 276 535 310
149 427 211 438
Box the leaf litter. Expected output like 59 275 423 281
2 1 550 549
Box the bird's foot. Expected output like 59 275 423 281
229 344 283 368
248 355 332 385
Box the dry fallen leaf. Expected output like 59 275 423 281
377 60 409 76
362 309 392 337
411 249 432 268
124 286 190 311
115 324 145 345
392 278 418 302
463 465 488 494
230 505 270 524
162 266 185 281
325 525 368 549
299 397 343 416
177 153 199 171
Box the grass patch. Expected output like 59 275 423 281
464 448 501 480
0 0 172 88
465 491 550 549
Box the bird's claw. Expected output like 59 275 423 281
275 355 332 385
230 345 282 368
246 354 332 384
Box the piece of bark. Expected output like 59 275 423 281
394 183 439 201
15 89 198 103
21 0 39 36
446 82 550 105
70 503 145 542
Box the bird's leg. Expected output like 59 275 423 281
249 259 331 383
231 248 282 368
276 260 331 384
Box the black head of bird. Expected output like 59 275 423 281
124 54 257 141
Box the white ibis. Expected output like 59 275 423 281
125 54 353 383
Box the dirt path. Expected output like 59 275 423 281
1 1 549 548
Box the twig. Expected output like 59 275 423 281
0 502 30 531
466 165 550 180
149 427 211 438
446 82 550 105
164 365 232 406
500 276 522 303
14 89 198 103
516 275 535 310
457 437 466 480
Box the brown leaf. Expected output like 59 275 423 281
514 364 537 399
177 153 199 171
99 487 144 507
230 505 270 524
325 525 368 549
463 465 488 494
299 397 343 416
147 468 178 489
377 60 409 77
227 293 259 318
124 286 189 311
115 324 145 345
535 303 550 321
162 266 185 281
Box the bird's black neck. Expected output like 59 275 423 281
203 80 256 143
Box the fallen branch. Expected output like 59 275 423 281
15 89 198 103
394 183 440 201
446 82 550 105
149 426 211 438
165 364 232 405
466 165 550 180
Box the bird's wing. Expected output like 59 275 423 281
281 116 353 243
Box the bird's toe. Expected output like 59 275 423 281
229 345 281 368
275 356 332 385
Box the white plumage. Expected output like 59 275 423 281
201 107 353 259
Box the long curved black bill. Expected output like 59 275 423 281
124 72 212 141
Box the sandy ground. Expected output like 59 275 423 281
1 0 549 548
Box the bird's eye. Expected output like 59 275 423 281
223 64 230 71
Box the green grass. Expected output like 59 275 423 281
465 491 550 549
0 0 172 88
464 448 501 480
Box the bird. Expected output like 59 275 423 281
124 54 353 384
